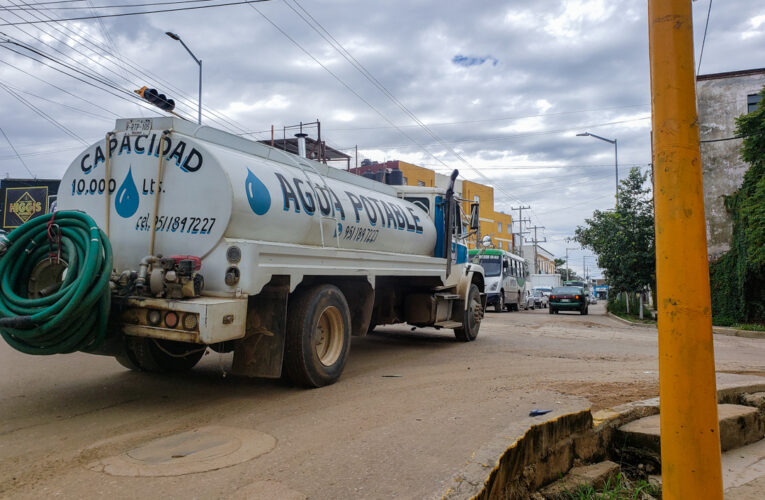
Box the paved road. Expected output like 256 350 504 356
2 304 764 499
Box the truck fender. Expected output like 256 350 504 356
458 265 486 311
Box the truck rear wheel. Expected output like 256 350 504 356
116 337 205 372
283 284 351 388
454 284 482 342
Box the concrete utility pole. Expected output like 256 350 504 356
511 218 530 255
565 247 578 281
527 225 546 273
511 206 530 257
648 1 723 498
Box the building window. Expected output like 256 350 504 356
498 241 502 249
497 222 502 232
417 180 425 187
748 94 762 114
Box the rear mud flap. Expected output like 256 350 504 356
231 280 288 378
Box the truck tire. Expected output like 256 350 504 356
116 337 205 372
283 284 351 388
454 284 482 342
549 307 554 314
494 291 505 313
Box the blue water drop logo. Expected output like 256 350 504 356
115 167 139 218
246 168 271 215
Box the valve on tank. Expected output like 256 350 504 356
148 255 204 299
135 255 205 299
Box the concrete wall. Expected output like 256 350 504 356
697 69 765 259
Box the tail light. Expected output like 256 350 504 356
575 295 580 299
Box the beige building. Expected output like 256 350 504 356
697 67 765 259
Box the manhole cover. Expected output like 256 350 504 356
87 426 276 477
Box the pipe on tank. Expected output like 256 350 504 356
295 133 308 158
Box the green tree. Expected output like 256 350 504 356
573 167 655 294
709 86 765 324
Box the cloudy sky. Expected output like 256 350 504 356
0 0 763 277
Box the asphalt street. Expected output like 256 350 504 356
1 303 763 499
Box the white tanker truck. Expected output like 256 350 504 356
0 117 485 387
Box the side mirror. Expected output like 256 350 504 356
469 203 480 230
503 261 509 270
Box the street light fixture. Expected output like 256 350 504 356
577 132 618 205
166 31 202 124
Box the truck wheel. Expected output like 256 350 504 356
116 337 205 372
549 307 554 314
283 284 351 388
494 291 505 313
455 284 482 342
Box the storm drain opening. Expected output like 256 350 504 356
87 426 276 477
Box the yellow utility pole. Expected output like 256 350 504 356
648 1 723 499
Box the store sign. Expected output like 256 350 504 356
3 186 48 228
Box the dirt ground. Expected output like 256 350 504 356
1 303 764 499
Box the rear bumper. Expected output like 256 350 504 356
115 296 248 344
550 301 585 311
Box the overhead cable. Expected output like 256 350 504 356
0 0 272 26
0 125 35 177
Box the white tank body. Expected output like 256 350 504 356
57 118 437 274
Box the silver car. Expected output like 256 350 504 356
533 289 549 308
522 290 536 310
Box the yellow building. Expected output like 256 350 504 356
396 161 514 251
397 161 436 187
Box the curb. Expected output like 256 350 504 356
441 378 765 499
606 312 765 339
606 312 655 328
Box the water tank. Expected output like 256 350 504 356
58 118 437 273
386 169 404 185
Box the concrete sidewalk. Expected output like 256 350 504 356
606 312 765 339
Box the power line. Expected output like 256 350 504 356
24 1 251 133
341 116 651 152
0 81 88 144
4 0 217 10
323 104 651 132
0 0 272 26
0 57 121 117
247 2 457 173
0 79 113 120
697 0 713 75
0 125 35 177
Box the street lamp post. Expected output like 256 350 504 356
577 132 618 205
166 32 202 124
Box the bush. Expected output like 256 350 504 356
607 293 652 318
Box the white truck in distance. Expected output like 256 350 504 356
55 117 486 387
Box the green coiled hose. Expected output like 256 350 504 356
0 210 112 355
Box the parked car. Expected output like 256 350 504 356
533 289 549 308
549 286 589 315
589 294 598 304
522 289 536 310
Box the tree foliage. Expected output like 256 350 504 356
573 167 655 294
709 86 765 325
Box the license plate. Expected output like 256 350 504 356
561 299 570 302
126 119 152 136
